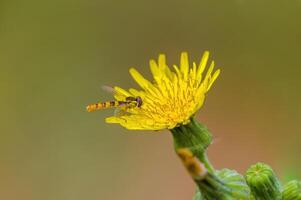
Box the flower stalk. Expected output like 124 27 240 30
171 118 214 172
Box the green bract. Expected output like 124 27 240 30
246 162 282 200
216 168 251 199
282 180 301 200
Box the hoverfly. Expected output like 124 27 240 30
86 86 143 112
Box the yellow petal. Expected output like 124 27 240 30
129 68 159 97
196 51 209 81
201 61 215 90
129 68 152 89
105 116 122 123
207 69 220 91
114 86 131 97
158 54 167 70
149 59 160 77
180 52 189 80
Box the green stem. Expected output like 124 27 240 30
170 118 214 172
199 153 214 173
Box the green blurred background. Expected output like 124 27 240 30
1 0 300 199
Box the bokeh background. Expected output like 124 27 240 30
1 0 301 199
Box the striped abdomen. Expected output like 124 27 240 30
86 101 126 112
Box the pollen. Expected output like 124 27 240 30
105 51 220 130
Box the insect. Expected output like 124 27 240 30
86 86 143 112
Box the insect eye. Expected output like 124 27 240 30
136 97 143 107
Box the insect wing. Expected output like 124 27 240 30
101 85 114 93
101 85 131 101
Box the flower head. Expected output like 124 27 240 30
105 51 220 130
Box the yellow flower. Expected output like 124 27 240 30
106 51 220 130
